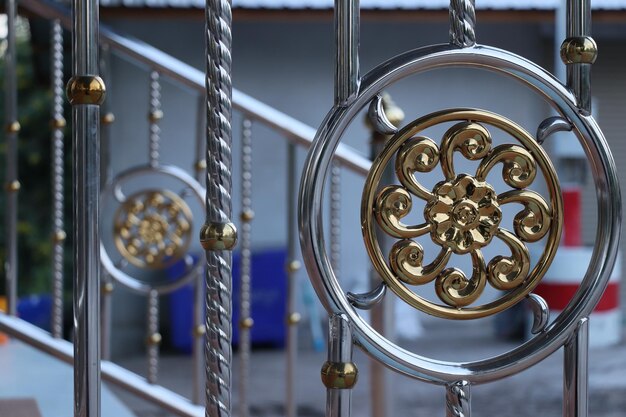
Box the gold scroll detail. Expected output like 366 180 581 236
361 109 563 319
114 189 193 269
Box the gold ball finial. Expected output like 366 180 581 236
560 36 598 65
66 76 106 106
200 222 238 251
239 317 254 329
321 361 358 389
147 332 162 346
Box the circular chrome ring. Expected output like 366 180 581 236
299 44 621 384
101 164 206 295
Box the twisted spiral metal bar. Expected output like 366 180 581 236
449 0 476 47
147 289 160 384
238 118 253 417
330 162 341 278
205 0 234 415
445 381 470 417
149 71 162 167
50 20 65 339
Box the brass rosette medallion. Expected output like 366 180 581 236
114 189 193 269
362 109 563 319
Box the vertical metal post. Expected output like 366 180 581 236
67 0 106 415
192 271 206 405
367 94 404 417
50 19 66 339
200 0 236 416
194 95 207 182
238 118 254 417
321 314 357 417
146 289 161 384
563 318 589 417
148 71 162 167
334 0 360 106
4 0 19 317
446 381 471 417
286 143 301 417
562 0 596 113
449 0 476 48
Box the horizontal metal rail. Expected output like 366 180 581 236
0 314 204 417
18 0 371 177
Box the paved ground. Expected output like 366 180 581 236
112 319 626 417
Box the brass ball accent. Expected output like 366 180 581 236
560 36 598 65
102 282 115 295
147 332 162 346
321 361 358 389
285 260 301 273
101 112 116 125
5 180 21 192
52 230 67 243
193 325 206 337
194 159 207 172
239 317 254 329
66 75 106 106
6 121 21 133
149 110 164 122
200 222 238 251
240 209 255 222
287 312 301 325
51 117 67 129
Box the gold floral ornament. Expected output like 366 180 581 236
362 109 563 319
114 189 193 269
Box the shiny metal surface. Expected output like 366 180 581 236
565 0 593 113
299 44 621 384
238 118 253 417
146 290 160 384
449 0 476 47
0 315 203 417
564 318 589 417
286 142 300 417
325 315 355 417
51 19 66 339
4 0 19 317
528 294 550 335
536 116 572 144
334 0 360 106
446 381 471 417
346 282 386 310
204 1 235 416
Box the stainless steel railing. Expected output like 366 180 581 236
2 1 372 416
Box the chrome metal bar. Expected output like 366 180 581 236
50 19 66 339
238 118 254 417
564 318 589 417
286 143 300 417
334 0 360 106
446 381 471 417
0 315 204 417
325 314 355 417
449 0 477 47
70 0 103 414
192 274 205 405
146 289 160 384
4 0 19 317
148 70 162 167
329 162 341 279
19 0 372 177
565 0 593 113
203 0 234 415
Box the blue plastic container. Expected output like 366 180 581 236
168 248 287 353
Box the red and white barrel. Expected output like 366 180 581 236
533 247 621 347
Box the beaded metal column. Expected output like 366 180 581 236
146 289 161 384
286 143 301 417
67 0 106 413
50 19 66 339
200 0 237 416
4 0 19 317
148 71 163 167
329 162 341 279
238 118 254 417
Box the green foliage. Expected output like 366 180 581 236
0 18 73 296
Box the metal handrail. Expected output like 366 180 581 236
19 0 372 177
